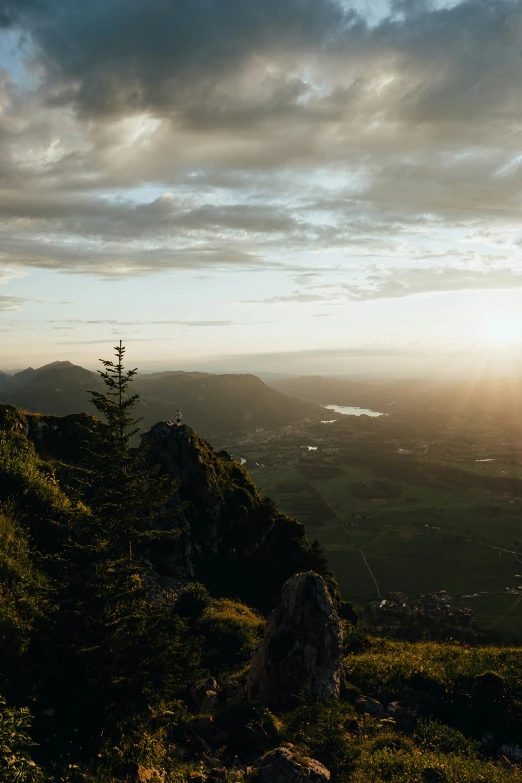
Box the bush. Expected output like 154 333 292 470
0 696 43 782
196 599 263 675
284 698 357 778
175 583 211 620
0 507 47 691
414 719 481 758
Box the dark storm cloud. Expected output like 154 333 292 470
3 0 520 133
1 0 353 116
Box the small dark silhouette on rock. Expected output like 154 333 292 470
246 571 343 709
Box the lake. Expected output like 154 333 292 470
325 404 384 417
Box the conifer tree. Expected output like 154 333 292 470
84 340 175 557
37 342 201 754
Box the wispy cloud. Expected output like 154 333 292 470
244 266 522 304
0 294 28 312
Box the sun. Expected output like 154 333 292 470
481 311 522 345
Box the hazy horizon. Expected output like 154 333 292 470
5 342 522 382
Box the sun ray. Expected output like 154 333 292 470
481 312 522 345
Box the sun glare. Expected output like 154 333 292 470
481 312 522 345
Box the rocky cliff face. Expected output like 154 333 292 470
141 422 328 609
0 404 96 462
0 407 330 610
246 571 344 708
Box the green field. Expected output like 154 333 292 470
245 442 522 636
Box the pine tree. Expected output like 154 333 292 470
34 342 201 758
84 340 176 557
89 339 140 441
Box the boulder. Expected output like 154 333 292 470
246 572 343 709
355 696 386 719
254 745 330 782
191 677 220 714
200 689 219 714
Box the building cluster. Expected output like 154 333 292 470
369 591 474 625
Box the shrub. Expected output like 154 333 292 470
0 507 47 691
284 698 357 777
196 599 263 675
175 583 211 621
414 719 481 758
0 696 43 782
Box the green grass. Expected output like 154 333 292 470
344 638 522 702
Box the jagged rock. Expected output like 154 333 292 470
254 745 330 782
191 677 219 713
200 689 219 714
0 404 97 462
246 572 343 709
355 696 386 719
124 762 164 782
139 423 326 610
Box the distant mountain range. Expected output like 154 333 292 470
267 375 418 410
268 373 522 428
0 361 322 436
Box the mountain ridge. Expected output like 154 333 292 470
0 361 323 437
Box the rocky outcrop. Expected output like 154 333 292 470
191 677 220 714
0 403 96 462
139 423 327 609
246 572 343 709
254 745 330 782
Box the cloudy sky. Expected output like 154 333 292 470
1 0 522 373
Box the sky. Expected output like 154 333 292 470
1 0 522 375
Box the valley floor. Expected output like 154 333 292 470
222 413 522 639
